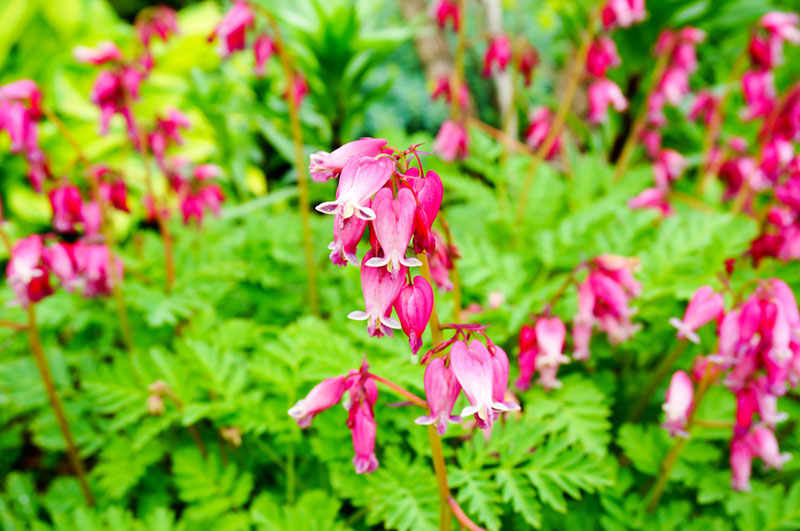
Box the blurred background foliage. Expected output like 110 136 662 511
3 0 800 530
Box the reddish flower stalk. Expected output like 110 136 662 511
253 3 319 316
27 303 95 506
448 496 486 531
514 7 600 225
366 372 428 409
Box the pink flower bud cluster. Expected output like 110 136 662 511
0 80 50 191
601 0 645 30
164 159 225 226
662 279 800 491
430 0 460 32
586 37 628 124
431 77 470 111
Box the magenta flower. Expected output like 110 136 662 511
431 77 470 110
328 213 367 267
483 35 512 76
516 324 538 390
586 37 621 77
450 340 515 428
43 242 80 293
430 0 460 31
742 70 776 121
689 90 719 125
406 168 443 254
136 6 178 46
316 156 394 220
730 435 753 491
658 67 690 106
253 35 276 77
348 255 406 337
309 137 387 183
669 285 724 343
349 401 379 474
73 41 123 65
75 243 123 297
99 180 129 213
525 107 560 160
149 108 191 167
749 426 791 469
209 1 254 57
394 276 433 355
535 317 568 366
49 186 84 233
6 235 53 307
653 149 686 188
433 120 468 162
415 358 462 434
601 0 646 29
588 78 627 123
662 370 694 437
81 201 102 237
761 11 800 44
366 188 422 274
288 375 347 428
628 187 674 216
517 44 539 86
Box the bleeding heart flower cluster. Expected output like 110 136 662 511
0 80 50 191
163 160 225 227
525 107 561 160
662 279 800 490
516 254 641 391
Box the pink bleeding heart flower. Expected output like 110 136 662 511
658 67 690 105
482 346 520 425
753 376 788 427
73 41 123 65
689 91 718 125
730 435 753 491
483 34 512 77
449 340 515 429
209 1 254 57
525 107 560 160
136 6 178 46
430 0 460 31
586 36 621 77
393 276 433 356
49 186 84 233
517 43 539 86
653 149 686 188
601 0 646 29
431 77 470 110
348 400 379 474
81 201 102 237
406 168 443 254
761 11 800 45
588 78 627 123
74 243 123 298
749 425 791 469
735 386 758 435
347 254 406 337
328 213 367 267
6 235 53 307
669 286 724 344
253 35 276 77
572 279 597 361
366 188 423 274
534 317 570 390
629 187 674 216
316 156 394 221
414 357 462 434
434 120 469 162
428 231 455 291
288 375 347 428
742 70 776 121
516 324 538 390
99 180 129 212
662 370 694 437
43 242 80 293
309 137 388 184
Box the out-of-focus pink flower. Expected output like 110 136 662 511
658 67 690 105
761 11 800 45
430 76 470 110
742 70 776 121
534 317 570 390
517 43 539 86
415 358 462 434
6 235 52 307
89 66 143 143
689 90 718 125
662 370 693 437
430 0 460 31
209 1 254 57
761 138 794 183
365 188 422 274
348 254 406 337
0 80 49 190
749 425 791 469
669 286 724 344
450 340 515 428
525 107 560 160
628 186 673 216
149 108 191 168
73 41 123 65
316 155 394 220
253 35 276 77
602 0 646 29
81 201 102 236
749 34 783 70
731 435 753 491
136 6 178 46
49 186 84 233
309 137 387 184
641 128 662 158
428 231 455 291
288 375 347 428
516 324 538 389
588 78 627 123
483 35 512 77
653 149 686 188
287 74 308 106
434 120 468 162
394 276 433 355
586 37 621 77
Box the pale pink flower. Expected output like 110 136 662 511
288 375 347 428
315 156 394 220
347 255 406 337
662 370 694 437
669 285 724 343
415 358 462 434
588 78 627 123
309 137 387 183
434 120 468 162
366 188 423 274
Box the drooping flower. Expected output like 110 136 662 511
73 41 123 65
516 42 539 86
347 254 406 337
315 156 394 220
136 5 179 46
253 35 276 77
430 76 470 110
515 324 538 390
483 35 512 77
349 400 378 474
450 340 515 429
414 358 462 434
662 370 694 437
309 138 388 184
288 375 348 428
534 317 570 390
669 286 725 343
209 1 254 57
730 435 753 491
406 168 443 254
365 188 423 275
689 90 719 125
588 78 627 123
525 107 560 160
601 0 646 29
586 37 621 78
430 0 460 31
394 276 434 355
749 425 791 469
49 186 84 233
328 213 367 267
742 70 776 121
433 120 468 162
628 186 674 216
5 235 53 307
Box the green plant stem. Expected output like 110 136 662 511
450 0 467 121
27 304 95 507
628 339 687 422
514 9 597 225
647 368 715 513
367 373 428 409
612 40 676 183
419 253 451 530
257 3 320 316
